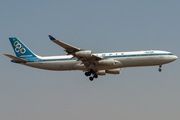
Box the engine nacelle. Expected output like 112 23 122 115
75 50 92 58
98 59 115 66
96 70 106 75
106 68 121 74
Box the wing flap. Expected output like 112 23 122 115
4 54 27 63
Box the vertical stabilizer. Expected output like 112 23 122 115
9 37 37 58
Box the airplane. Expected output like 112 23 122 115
4 35 178 81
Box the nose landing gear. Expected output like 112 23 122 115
158 65 162 72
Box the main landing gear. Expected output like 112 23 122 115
85 69 98 81
158 64 162 72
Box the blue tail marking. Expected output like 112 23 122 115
9 37 37 58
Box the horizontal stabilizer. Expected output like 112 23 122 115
4 54 27 63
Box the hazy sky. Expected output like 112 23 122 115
1 0 180 120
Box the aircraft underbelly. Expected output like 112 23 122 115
26 61 78 71
119 56 174 67
119 56 159 67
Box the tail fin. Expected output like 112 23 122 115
9 37 37 58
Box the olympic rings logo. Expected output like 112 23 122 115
14 41 26 54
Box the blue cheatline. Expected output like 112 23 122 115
26 53 174 63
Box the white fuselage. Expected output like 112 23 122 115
18 50 177 71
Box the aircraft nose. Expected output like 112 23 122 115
172 55 178 61
174 55 178 60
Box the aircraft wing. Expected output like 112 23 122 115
49 35 81 54
48 35 102 63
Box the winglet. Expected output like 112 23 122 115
48 35 56 40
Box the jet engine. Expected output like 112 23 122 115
106 68 121 74
98 59 115 66
75 50 92 58
96 70 106 75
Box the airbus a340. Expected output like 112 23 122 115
4 35 178 81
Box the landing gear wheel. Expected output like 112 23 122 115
89 77 94 81
158 65 162 72
93 74 98 78
85 69 98 81
158 68 162 72
89 69 94 73
85 72 91 76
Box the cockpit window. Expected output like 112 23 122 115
168 53 173 55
